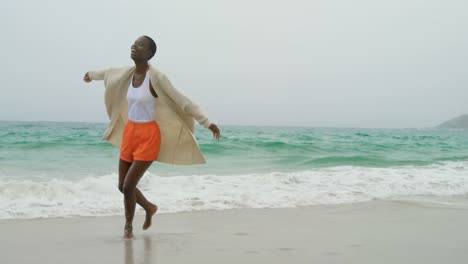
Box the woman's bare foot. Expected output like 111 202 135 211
124 223 134 239
143 204 158 230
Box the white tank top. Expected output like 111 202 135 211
127 71 157 123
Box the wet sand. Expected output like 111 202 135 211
2 198 468 264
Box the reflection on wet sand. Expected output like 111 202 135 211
125 236 155 264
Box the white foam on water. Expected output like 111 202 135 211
1 161 468 219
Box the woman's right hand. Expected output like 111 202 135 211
83 72 92 83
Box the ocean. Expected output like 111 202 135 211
1 120 467 219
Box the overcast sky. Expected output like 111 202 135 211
1 0 467 128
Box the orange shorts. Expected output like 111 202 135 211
120 120 161 162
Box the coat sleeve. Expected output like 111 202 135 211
88 69 107 81
159 74 212 129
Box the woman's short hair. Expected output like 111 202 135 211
143 35 157 60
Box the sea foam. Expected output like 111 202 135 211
1 161 467 219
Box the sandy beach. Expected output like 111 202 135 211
2 197 468 264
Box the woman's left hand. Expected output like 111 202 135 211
208 124 221 140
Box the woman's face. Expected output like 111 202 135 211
130 36 151 61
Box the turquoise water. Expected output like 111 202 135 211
1 121 468 219
1 121 467 179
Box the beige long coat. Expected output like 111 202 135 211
89 65 211 165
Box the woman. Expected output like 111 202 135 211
83 35 220 239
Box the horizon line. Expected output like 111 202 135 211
0 119 438 130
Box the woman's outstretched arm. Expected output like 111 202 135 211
83 69 107 82
159 74 220 139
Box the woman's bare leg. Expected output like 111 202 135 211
120 160 154 239
119 159 158 231
119 160 154 206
